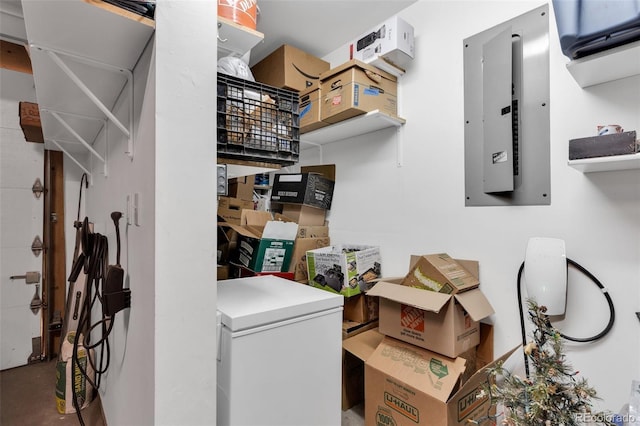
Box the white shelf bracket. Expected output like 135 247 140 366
396 125 404 168
32 44 135 159
49 139 92 181
300 140 324 163
47 111 108 177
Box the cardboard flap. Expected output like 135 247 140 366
273 213 295 223
367 337 467 403
450 345 520 402
218 222 260 239
320 59 397 83
343 328 385 362
301 164 336 181
366 281 451 313
454 289 495 322
262 221 298 241
241 210 273 227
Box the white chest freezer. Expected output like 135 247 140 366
216 275 344 426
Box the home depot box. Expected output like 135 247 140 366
250 44 330 92
271 172 335 210
348 15 415 72
365 337 519 426
299 86 329 134
225 210 298 273
403 253 480 294
306 244 382 297
19 101 44 143
367 261 494 358
320 59 398 124
217 197 254 224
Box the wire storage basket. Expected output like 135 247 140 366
217 73 300 166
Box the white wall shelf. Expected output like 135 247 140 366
300 110 406 145
568 153 640 173
217 17 264 60
21 0 155 173
566 40 640 88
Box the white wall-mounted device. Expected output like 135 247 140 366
524 237 567 315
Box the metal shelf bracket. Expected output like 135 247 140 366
41 108 108 178
31 43 135 160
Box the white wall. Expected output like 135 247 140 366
153 1 217 424
82 29 156 426
80 2 217 424
305 0 640 413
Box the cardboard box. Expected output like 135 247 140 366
271 172 335 210
217 223 238 265
342 328 385 410
348 15 415 72
344 293 379 323
217 197 254 224
299 87 329 134
250 44 330 92
288 236 331 282
365 336 518 426
343 324 494 415
217 265 230 280
368 264 494 358
280 204 327 226
296 224 329 239
306 244 382 297
403 253 480 294
229 262 295 281
569 130 638 160
320 59 398 124
19 102 44 143
342 319 380 340
228 175 254 201
224 210 298 273
302 164 336 181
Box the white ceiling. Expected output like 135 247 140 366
248 0 417 65
0 0 417 65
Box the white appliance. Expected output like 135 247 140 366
216 275 344 426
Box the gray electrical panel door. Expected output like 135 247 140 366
463 4 550 207
482 27 514 193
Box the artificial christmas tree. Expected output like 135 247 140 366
474 300 613 425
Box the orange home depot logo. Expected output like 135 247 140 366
457 385 488 422
401 304 424 332
384 392 419 423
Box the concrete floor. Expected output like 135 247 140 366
1 358 363 426
0 359 105 426
342 403 365 426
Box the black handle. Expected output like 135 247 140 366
111 211 122 265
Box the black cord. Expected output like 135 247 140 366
71 218 121 426
517 257 616 377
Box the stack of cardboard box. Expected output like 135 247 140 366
250 16 415 136
270 164 335 283
342 254 519 425
217 174 255 279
